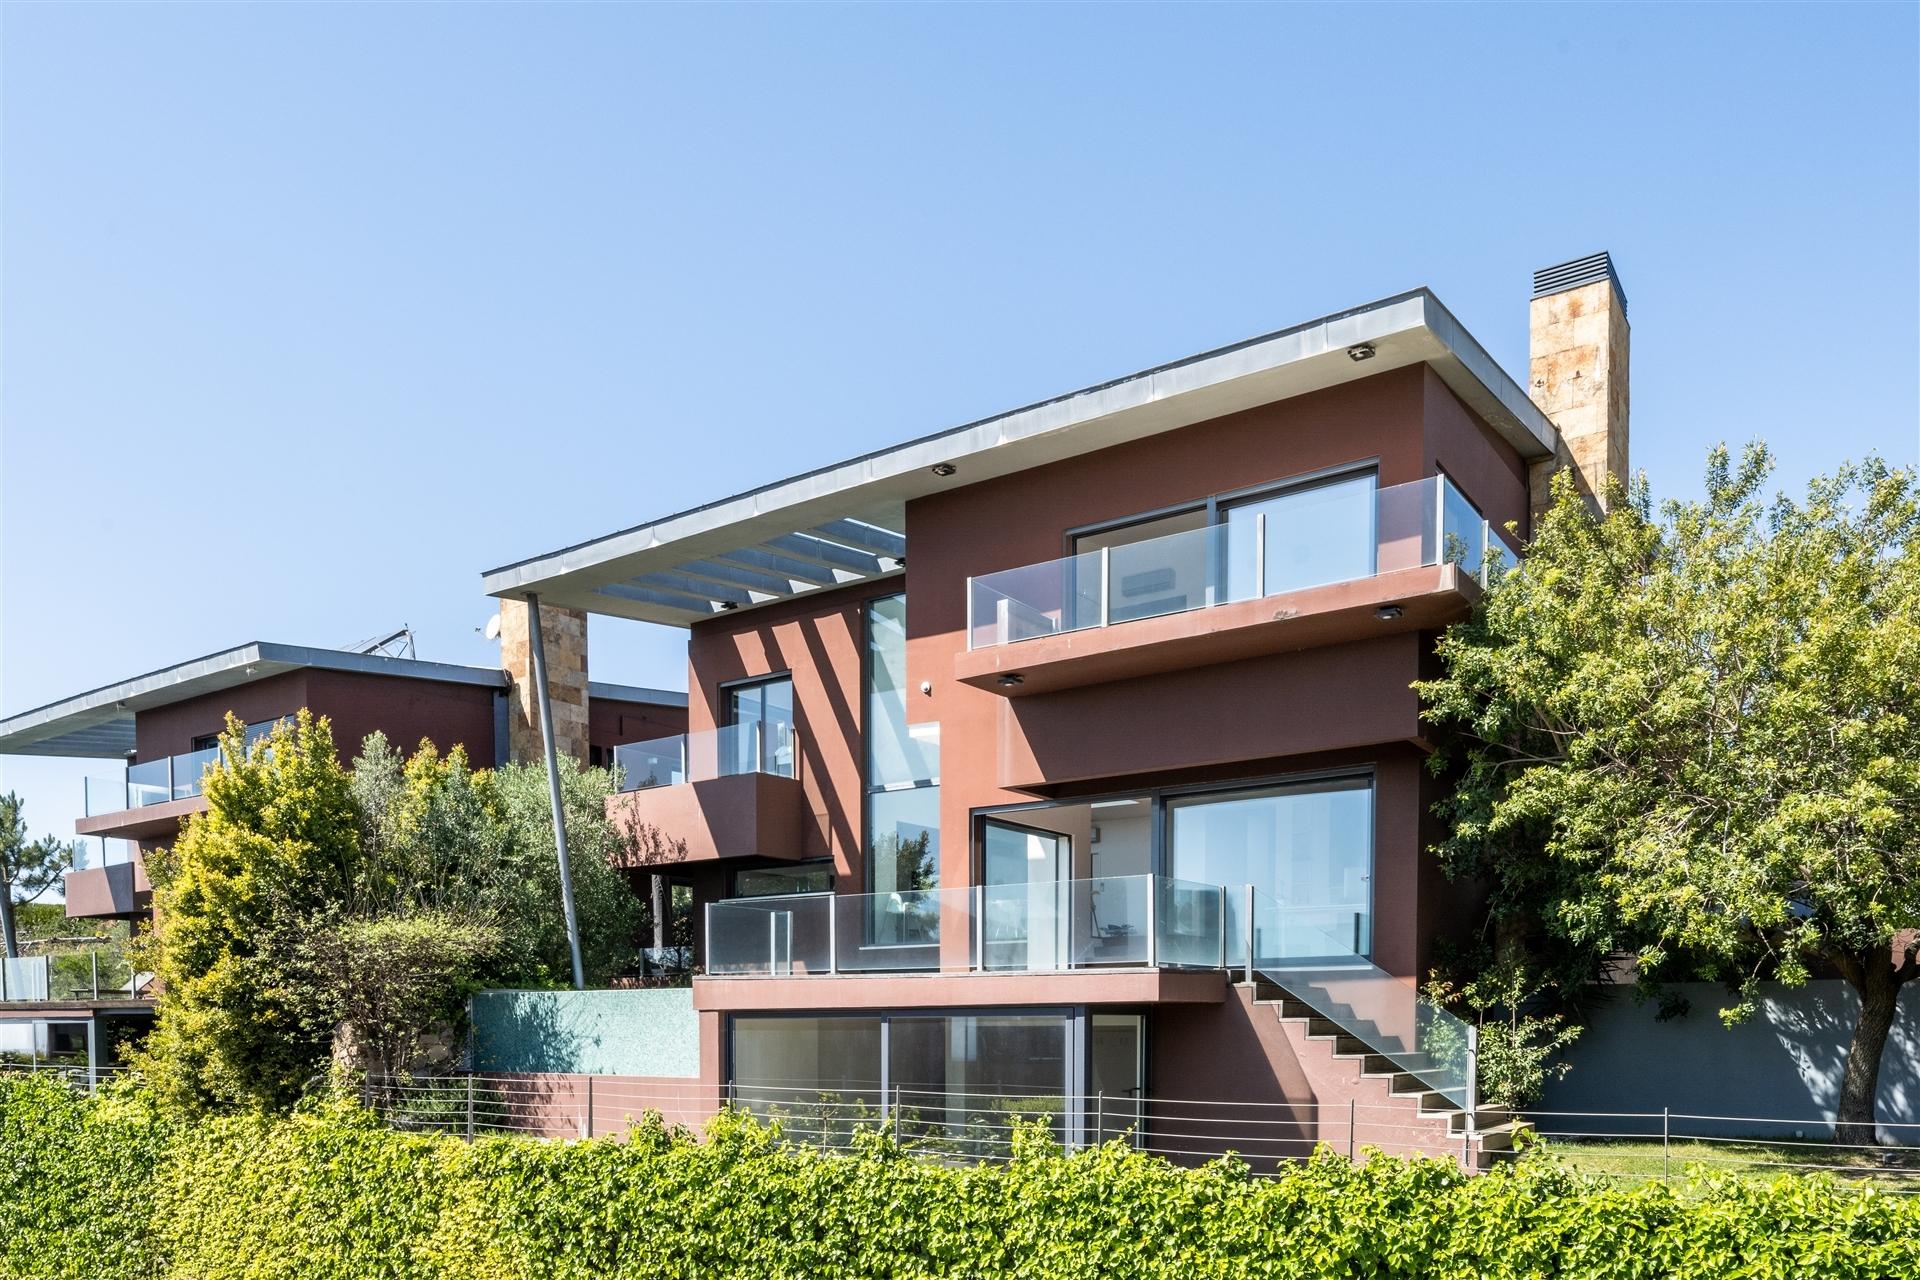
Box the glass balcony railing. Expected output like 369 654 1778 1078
612 721 799 794
966 474 1521 649
0 951 143 1003
68 837 138 872
704 875 1228 977
83 745 224 818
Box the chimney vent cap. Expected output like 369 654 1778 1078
1532 252 1627 317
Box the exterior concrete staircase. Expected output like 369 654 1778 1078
1252 981 1526 1171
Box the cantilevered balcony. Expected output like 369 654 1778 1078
74 745 224 841
956 474 1519 696
604 722 808 865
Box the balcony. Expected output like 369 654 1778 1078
0 951 149 1005
701 877 1473 1110
604 722 809 865
956 475 1519 696
63 839 150 920
76 746 223 841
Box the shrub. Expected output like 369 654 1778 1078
1 1075 1915 1279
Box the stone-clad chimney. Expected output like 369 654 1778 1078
499 599 590 765
1528 252 1630 513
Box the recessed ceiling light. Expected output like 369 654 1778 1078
931 463 957 477
719 601 739 611
1375 604 1403 621
1348 343 1376 362
998 673 1024 687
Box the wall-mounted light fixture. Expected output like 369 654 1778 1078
1347 343 1376 362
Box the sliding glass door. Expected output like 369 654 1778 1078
981 819 1069 972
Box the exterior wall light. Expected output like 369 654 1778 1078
1375 604 1404 621
931 463 957 477
998 673 1024 687
1347 343 1376 362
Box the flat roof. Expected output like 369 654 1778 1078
482 288 1555 627
0 643 684 759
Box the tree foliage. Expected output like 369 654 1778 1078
136 711 362 1111
137 717 646 1111
1419 445 1920 1142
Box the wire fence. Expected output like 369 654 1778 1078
6 1062 1915 1192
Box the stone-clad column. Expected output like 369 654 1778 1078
1528 253 1630 516
500 599 589 764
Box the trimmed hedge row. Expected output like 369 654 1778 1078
1 1075 1915 1279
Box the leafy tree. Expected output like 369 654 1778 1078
1425 963 1581 1110
135 711 362 1111
1419 446 1919 1145
0 792 73 959
289 908 501 1082
347 736 641 986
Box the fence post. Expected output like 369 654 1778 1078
827 896 838 976
465 1074 476 1141
585 1075 595 1139
892 1085 902 1143
1663 1107 1670 1181
1348 1097 1356 1161
1095 1090 1105 1145
91 952 99 1000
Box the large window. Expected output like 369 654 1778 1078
1167 776 1374 957
733 861 834 898
864 595 940 947
724 675 796 777
729 1010 1139 1152
731 1015 883 1125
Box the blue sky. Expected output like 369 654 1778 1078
3 3 1916 856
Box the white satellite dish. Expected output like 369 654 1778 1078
482 613 502 641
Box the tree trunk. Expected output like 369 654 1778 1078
1834 949 1903 1149
0 888 18 960
650 875 668 952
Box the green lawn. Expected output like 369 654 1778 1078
1512 1136 1920 1193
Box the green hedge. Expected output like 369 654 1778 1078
1 1076 1915 1280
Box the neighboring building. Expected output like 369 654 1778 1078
476 257 1634 1164
0 636 687 1073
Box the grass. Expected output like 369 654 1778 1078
1513 1135 1920 1192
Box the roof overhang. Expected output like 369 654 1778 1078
481 288 1555 627
0 643 508 760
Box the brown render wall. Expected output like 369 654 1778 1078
132 669 500 765
589 697 687 758
677 362 1525 981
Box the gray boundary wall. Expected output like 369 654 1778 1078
471 988 700 1077
1538 980 1919 1143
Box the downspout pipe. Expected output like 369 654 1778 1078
526 592 586 990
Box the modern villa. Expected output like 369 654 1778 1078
0 637 687 1071
473 254 1633 1164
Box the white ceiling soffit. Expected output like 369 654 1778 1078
0 643 512 760
481 289 1555 627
